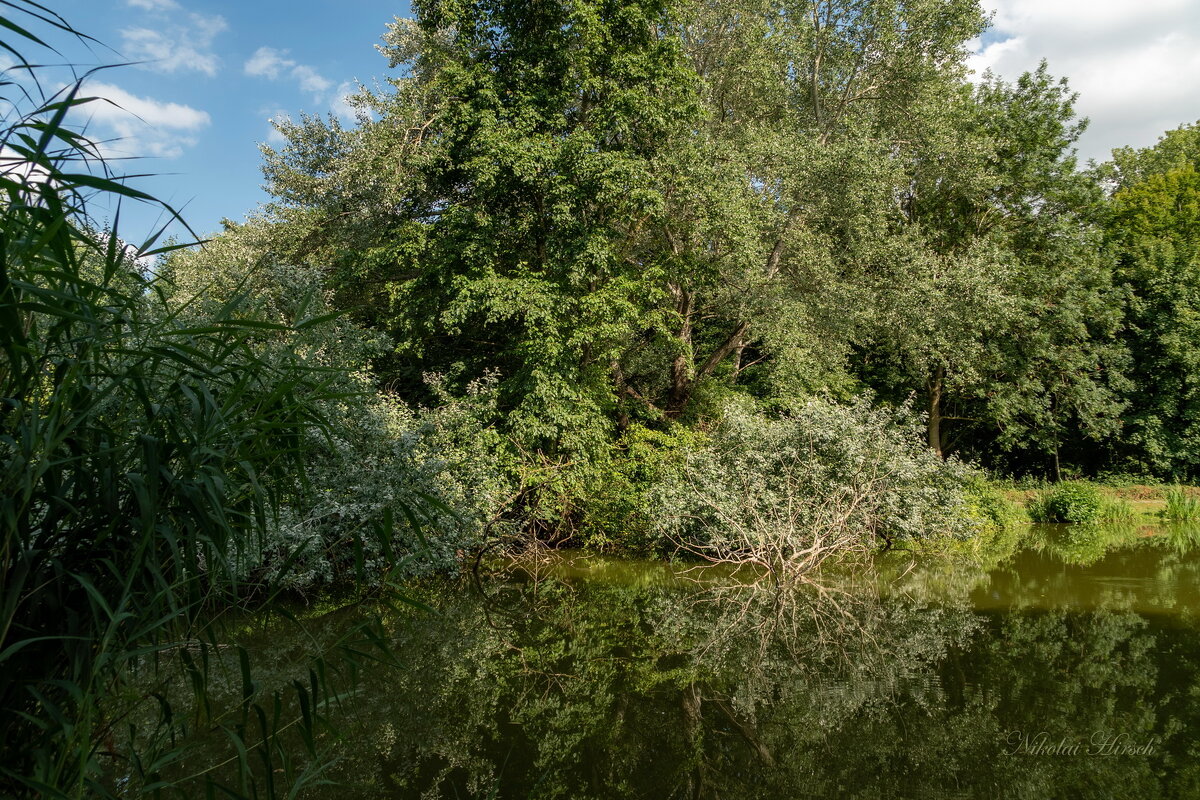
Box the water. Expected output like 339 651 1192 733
180 524 1200 798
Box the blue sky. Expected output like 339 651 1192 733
44 1 412 245
20 0 1200 247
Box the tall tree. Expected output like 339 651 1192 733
1103 123 1200 477
855 65 1127 469
263 0 703 456
653 0 991 417
258 0 995 452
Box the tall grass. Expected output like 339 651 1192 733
1163 486 1200 522
0 4 414 795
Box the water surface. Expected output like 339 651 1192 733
198 524 1200 798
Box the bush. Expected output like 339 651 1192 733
572 424 709 553
1028 481 1106 523
160 225 512 588
652 396 982 575
962 478 1028 531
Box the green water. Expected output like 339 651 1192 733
186 525 1200 798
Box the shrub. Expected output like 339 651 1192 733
652 396 982 575
573 424 709 553
962 478 1028 531
1028 481 1106 523
161 226 512 587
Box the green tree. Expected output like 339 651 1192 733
1103 123 1200 477
258 0 995 440
263 0 703 459
856 65 1128 471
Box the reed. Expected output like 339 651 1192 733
1163 486 1200 522
0 4 415 795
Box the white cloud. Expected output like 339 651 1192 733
77 80 210 159
244 46 290 80
292 65 333 94
125 0 180 9
245 47 365 135
121 11 228 77
244 46 335 97
970 0 1200 162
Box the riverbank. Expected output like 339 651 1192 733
996 480 1200 523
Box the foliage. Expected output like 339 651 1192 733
557 423 708 553
1104 122 1200 188
1027 481 1108 523
961 478 1028 532
653 397 980 574
245 0 1149 486
1101 124 1200 478
857 64 1128 470
159 221 511 586
0 8 421 797
1163 486 1200 522
262 0 705 460
253 0 997 455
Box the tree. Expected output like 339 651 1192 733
262 0 703 459
262 0 999 435
855 65 1128 471
1102 123 1200 477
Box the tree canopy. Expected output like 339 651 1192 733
208 0 1197 484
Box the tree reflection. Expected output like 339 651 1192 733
283 552 1200 799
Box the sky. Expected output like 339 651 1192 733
25 0 1200 245
969 0 1200 164
46 0 412 245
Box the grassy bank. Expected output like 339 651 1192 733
995 480 1200 524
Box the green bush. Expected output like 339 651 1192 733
962 479 1028 531
574 424 708 553
1099 496 1137 523
1093 471 1157 488
161 227 511 586
1028 481 1106 523
494 422 705 553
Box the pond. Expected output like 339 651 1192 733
167 523 1200 798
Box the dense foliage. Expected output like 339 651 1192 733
1027 480 1107 524
1103 124 1200 478
654 397 980 573
241 0 1193 495
7 0 1200 792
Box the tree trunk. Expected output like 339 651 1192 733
669 285 693 413
732 340 746 381
666 320 750 417
928 366 944 459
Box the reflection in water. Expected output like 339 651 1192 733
180 525 1200 798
